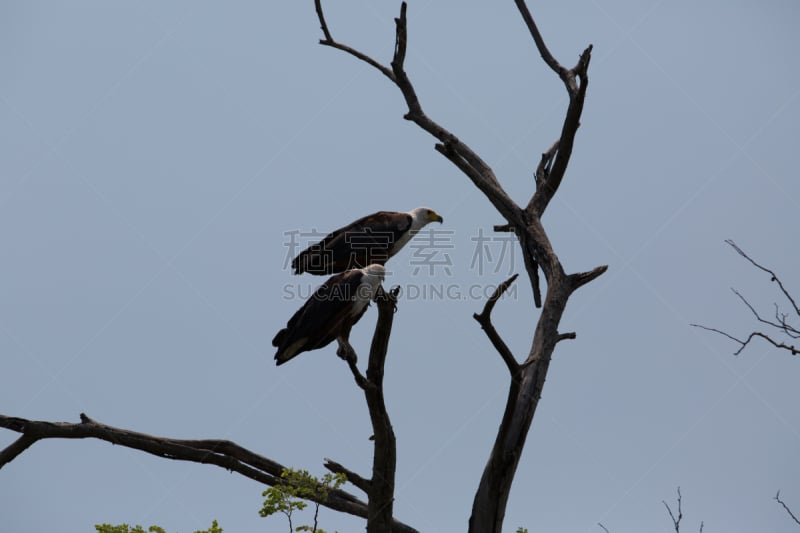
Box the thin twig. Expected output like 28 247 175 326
727 239 799 316
693 240 799 356
691 324 799 356
313 0 396 82
732 288 789 332
663 487 683 533
473 274 521 375
775 491 800 526
513 0 568 81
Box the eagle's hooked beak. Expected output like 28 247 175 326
431 212 444 224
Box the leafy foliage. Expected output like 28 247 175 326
94 520 221 533
260 468 346 533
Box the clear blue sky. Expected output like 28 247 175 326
2 1 799 532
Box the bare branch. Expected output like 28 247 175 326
663 487 683 533
362 285 400 532
313 0 333 43
518 0 594 219
313 0 396 83
691 324 799 356
774 303 800 338
727 239 799 316
314 1 524 228
732 288 791 332
535 141 559 187
324 458 371 494
776 491 800 526
513 0 569 81
526 43 591 217
0 413 417 533
598 523 611 533
694 240 799 357
556 332 576 343
313 3 604 531
569 265 609 292
473 274 521 375
0 433 37 465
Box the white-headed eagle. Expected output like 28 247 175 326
291 207 443 275
273 264 386 365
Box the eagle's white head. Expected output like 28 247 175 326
353 264 386 309
361 263 387 284
408 207 444 230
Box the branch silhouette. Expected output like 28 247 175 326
693 240 798 356
311 2 606 531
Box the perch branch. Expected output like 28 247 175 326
361 285 400 532
474 274 521 375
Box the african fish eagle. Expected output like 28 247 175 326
272 264 386 365
291 207 443 275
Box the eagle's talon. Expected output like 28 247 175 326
336 341 357 364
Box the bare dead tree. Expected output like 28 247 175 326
0 290 418 533
312 2 605 531
776 491 800 527
2 3 605 532
692 240 799 356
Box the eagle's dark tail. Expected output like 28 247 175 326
272 328 287 348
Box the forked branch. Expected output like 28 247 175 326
313 0 524 229
726 239 799 316
517 0 593 217
474 274 521 375
663 487 684 532
312 3 605 532
693 240 799 356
